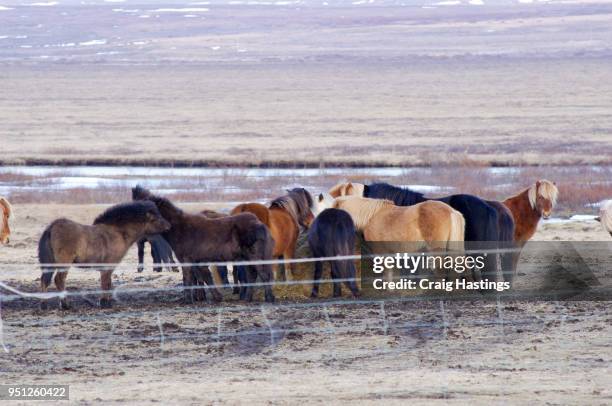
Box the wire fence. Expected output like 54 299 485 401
0 249 610 372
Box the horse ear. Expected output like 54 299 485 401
318 193 323 202
346 183 354 195
553 181 557 186
536 180 541 188
595 216 601 222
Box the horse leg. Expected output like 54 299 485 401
151 243 163 273
201 267 223 303
232 266 241 295
182 266 195 304
344 260 360 298
192 267 207 302
99 269 114 308
237 266 248 300
217 265 230 287
54 270 71 310
284 240 297 281
331 261 342 298
257 264 275 303
310 259 323 298
137 239 146 273
244 266 256 302
40 266 55 310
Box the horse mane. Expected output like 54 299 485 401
334 196 393 229
132 185 152 200
270 188 313 223
0 197 12 218
527 180 558 209
94 201 158 226
367 182 425 206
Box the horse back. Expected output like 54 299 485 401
230 203 271 228
438 194 499 242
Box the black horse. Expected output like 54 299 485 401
308 207 360 298
485 200 516 284
363 182 501 283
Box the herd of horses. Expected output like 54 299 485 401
0 178 610 310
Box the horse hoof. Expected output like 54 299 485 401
40 301 48 311
212 294 223 303
233 288 240 295
310 292 318 299
100 298 113 309
60 300 71 310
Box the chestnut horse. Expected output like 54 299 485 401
39 201 171 309
231 188 315 281
0 197 12 245
134 188 276 303
502 179 559 280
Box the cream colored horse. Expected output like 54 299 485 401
332 196 464 247
0 197 12 245
596 200 612 237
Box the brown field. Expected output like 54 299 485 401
1 3 612 167
0 203 610 404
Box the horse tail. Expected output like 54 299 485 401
449 210 465 251
149 234 176 264
38 226 56 287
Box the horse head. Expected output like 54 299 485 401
313 192 335 215
328 182 365 198
0 197 11 245
529 180 558 219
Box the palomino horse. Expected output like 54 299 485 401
39 201 171 309
596 200 612 237
134 188 276 303
231 188 315 281
502 179 559 280
329 182 500 282
332 196 465 281
308 207 360 298
0 197 12 245
332 196 464 246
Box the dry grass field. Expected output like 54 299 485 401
1 2 612 166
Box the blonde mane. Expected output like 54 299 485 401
599 200 612 234
334 196 393 229
527 180 558 209
328 182 365 198
0 197 12 218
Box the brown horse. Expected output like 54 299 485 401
231 188 314 281
134 188 276 303
39 201 171 309
502 179 559 280
503 180 558 243
0 197 12 245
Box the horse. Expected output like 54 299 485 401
596 200 612 237
308 207 360 298
39 201 171 309
0 197 12 245
329 182 500 282
503 180 559 243
132 187 230 287
502 180 559 280
133 187 275 303
230 188 315 281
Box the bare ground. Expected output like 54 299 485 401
0 203 610 404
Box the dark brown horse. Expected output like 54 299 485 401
133 187 275 303
39 201 171 309
230 188 315 281
0 196 12 245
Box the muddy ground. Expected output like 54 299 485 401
0 203 610 404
